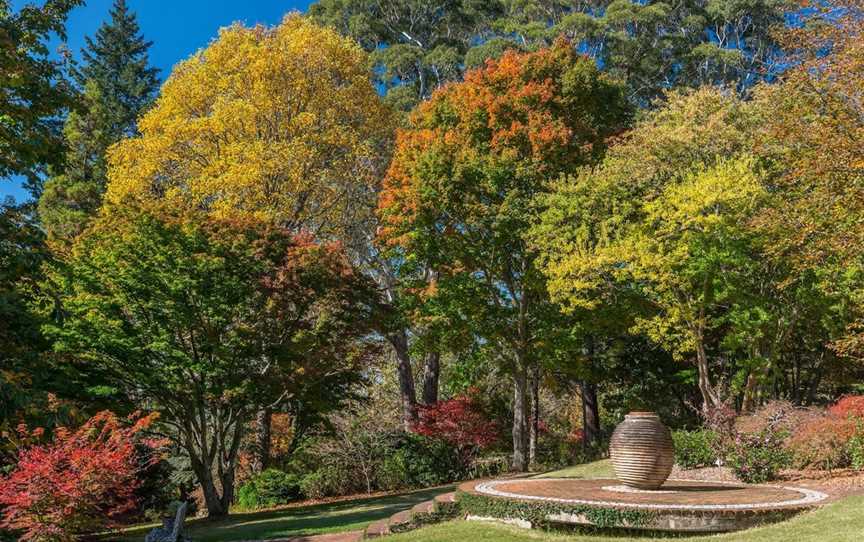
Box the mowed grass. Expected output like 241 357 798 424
389 460 864 542
109 461 863 541
385 495 864 542
536 459 615 479
109 485 455 542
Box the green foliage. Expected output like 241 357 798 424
46 203 378 516
466 455 510 480
0 202 88 463
237 469 301 510
727 430 791 483
0 0 81 191
0 203 48 423
39 0 159 245
377 433 458 491
672 429 721 469
379 43 631 469
76 0 159 129
298 429 461 499
391 499 461 533
847 421 864 472
531 88 841 412
298 467 343 501
309 0 504 107
456 491 656 530
310 0 788 107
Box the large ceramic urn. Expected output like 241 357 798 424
610 411 674 490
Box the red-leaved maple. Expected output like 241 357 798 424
414 394 499 466
0 411 160 542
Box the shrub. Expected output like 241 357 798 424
787 414 857 470
467 454 511 479
299 469 336 500
414 395 499 468
784 396 864 471
376 433 457 491
672 429 720 469
457 491 656 530
727 430 791 483
829 395 864 419
0 411 159 542
236 469 301 510
294 409 471 500
702 403 737 432
847 420 864 471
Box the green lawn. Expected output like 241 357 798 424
110 485 455 542
110 461 862 542
386 496 864 542
536 460 614 479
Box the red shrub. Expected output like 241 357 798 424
567 428 585 444
414 394 499 465
0 411 160 542
786 413 858 470
829 395 864 419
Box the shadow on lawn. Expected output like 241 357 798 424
111 485 455 542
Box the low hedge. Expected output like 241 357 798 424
456 490 656 529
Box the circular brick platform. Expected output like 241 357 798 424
459 478 828 533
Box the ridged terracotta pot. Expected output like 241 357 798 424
610 411 674 490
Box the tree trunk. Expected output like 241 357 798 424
528 361 540 466
421 351 440 406
511 360 529 472
388 330 418 430
581 380 600 448
181 406 245 518
580 336 600 448
187 448 229 517
220 464 236 512
199 470 228 517
252 407 272 473
215 413 244 514
695 336 721 413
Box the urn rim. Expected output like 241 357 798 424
625 411 660 419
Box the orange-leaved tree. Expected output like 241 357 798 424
753 1 864 360
378 40 630 470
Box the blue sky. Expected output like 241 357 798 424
2 0 313 203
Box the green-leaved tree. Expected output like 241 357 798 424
46 204 379 517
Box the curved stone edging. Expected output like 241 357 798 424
473 478 829 511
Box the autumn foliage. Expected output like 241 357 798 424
104 14 393 237
829 395 864 420
0 411 160 542
414 395 499 465
378 39 629 251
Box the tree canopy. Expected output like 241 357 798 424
46 203 379 516
310 0 790 109
105 14 394 241
39 0 159 246
0 0 81 192
378 41 631 469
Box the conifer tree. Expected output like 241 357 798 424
77 0 159 135
39 0 159 246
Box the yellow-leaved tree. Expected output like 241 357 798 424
103 14 394 480
105 14 394 239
